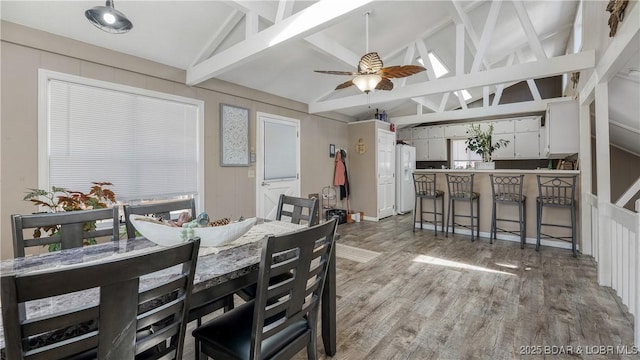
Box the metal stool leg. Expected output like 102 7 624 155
536 199 541 251
571 203 577 257
440 195 445 234
490 200 496 244
432 196 438 235
470 198 475 242
413 196 418 232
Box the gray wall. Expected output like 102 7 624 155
0 21 350 259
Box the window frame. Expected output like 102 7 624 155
38 69 205 211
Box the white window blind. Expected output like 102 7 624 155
41 71 203 203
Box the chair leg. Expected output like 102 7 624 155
470 199 475 242
433 196 438 235
490 201 496 244
571 204 577 257
440 196 445 234
413 197 418 232
536 200 541 251
445 199 449 237
419 198 424 230
519 200 525 249
451 200 456 235
476 199 480 241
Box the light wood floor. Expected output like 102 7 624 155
183 214 638 360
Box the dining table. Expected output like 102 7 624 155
0 219 337 357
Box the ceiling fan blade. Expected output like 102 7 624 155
335 79 355 90
376 77 394 91
314 70 357 76
358 52 383 74
379 65 426 78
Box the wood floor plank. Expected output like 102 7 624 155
181 214 638 360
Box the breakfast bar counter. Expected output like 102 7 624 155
413 169 581 250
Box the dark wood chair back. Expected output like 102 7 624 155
1 238 200 360
123 198 196 239
276 194 319 226
11 207 119 258
192 218 338 360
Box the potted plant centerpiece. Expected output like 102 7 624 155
464 123 509 170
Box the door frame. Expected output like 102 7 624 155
255 112 301 218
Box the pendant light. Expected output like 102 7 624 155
85 0 133 34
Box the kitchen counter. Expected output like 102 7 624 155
413 169 580 250
416 169 580 175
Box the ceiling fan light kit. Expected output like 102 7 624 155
353 74 382 93
314 12 425 95
85 0 133 34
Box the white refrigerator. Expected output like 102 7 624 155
395 144 416 214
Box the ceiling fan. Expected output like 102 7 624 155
314 12 426 94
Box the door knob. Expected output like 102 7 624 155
261 182 269 186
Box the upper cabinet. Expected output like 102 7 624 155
543 100 579 158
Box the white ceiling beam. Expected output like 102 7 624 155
392 97 573 126
439 92 451 112
487 24 571 66
415 40 436 81
276 0 295 23
456 91 468 110
412 96 440 113
492 53 515 106
224 1 276 22
470 0 501 73
187 0 375 85
456 23 465 76
190 10 244 67
449 0 491 71
246 12 259 38
399 45 417 87
304 32 361 68
483 86 490 107
309 51 595 113
516 50 542 101
595 2 640 84
511 0 547 60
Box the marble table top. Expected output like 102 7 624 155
0 220 305 350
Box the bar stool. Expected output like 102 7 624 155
536 175 578 257
445 173 480 241
490 174 526 248
412 173 445 234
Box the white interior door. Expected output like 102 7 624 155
377 129 396 219
256 113 300 220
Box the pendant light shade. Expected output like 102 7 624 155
85 0 133 34
352 74 382 94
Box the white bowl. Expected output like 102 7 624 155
129 215 257 247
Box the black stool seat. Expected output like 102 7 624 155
490 174 526 248
413 173 445 234
445 174 480 241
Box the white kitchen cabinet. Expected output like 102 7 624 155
444 124 468 138
514 132 540 159
427 138 447 160
491 133 515 160
397 128 412 142
428 126 445 138
413 138 429 161
514 117 540 133
412 127 428 139
492 119 514 134
543 100 579 158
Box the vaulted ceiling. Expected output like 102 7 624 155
1 1 638 154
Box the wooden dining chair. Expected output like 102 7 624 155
236 194 320 302
192 218 338 360
1 238 201 360
276 194 319 226
123 198 197 239
11 207 119 258
124 198 234 325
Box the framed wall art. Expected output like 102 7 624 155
220 104 250 166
